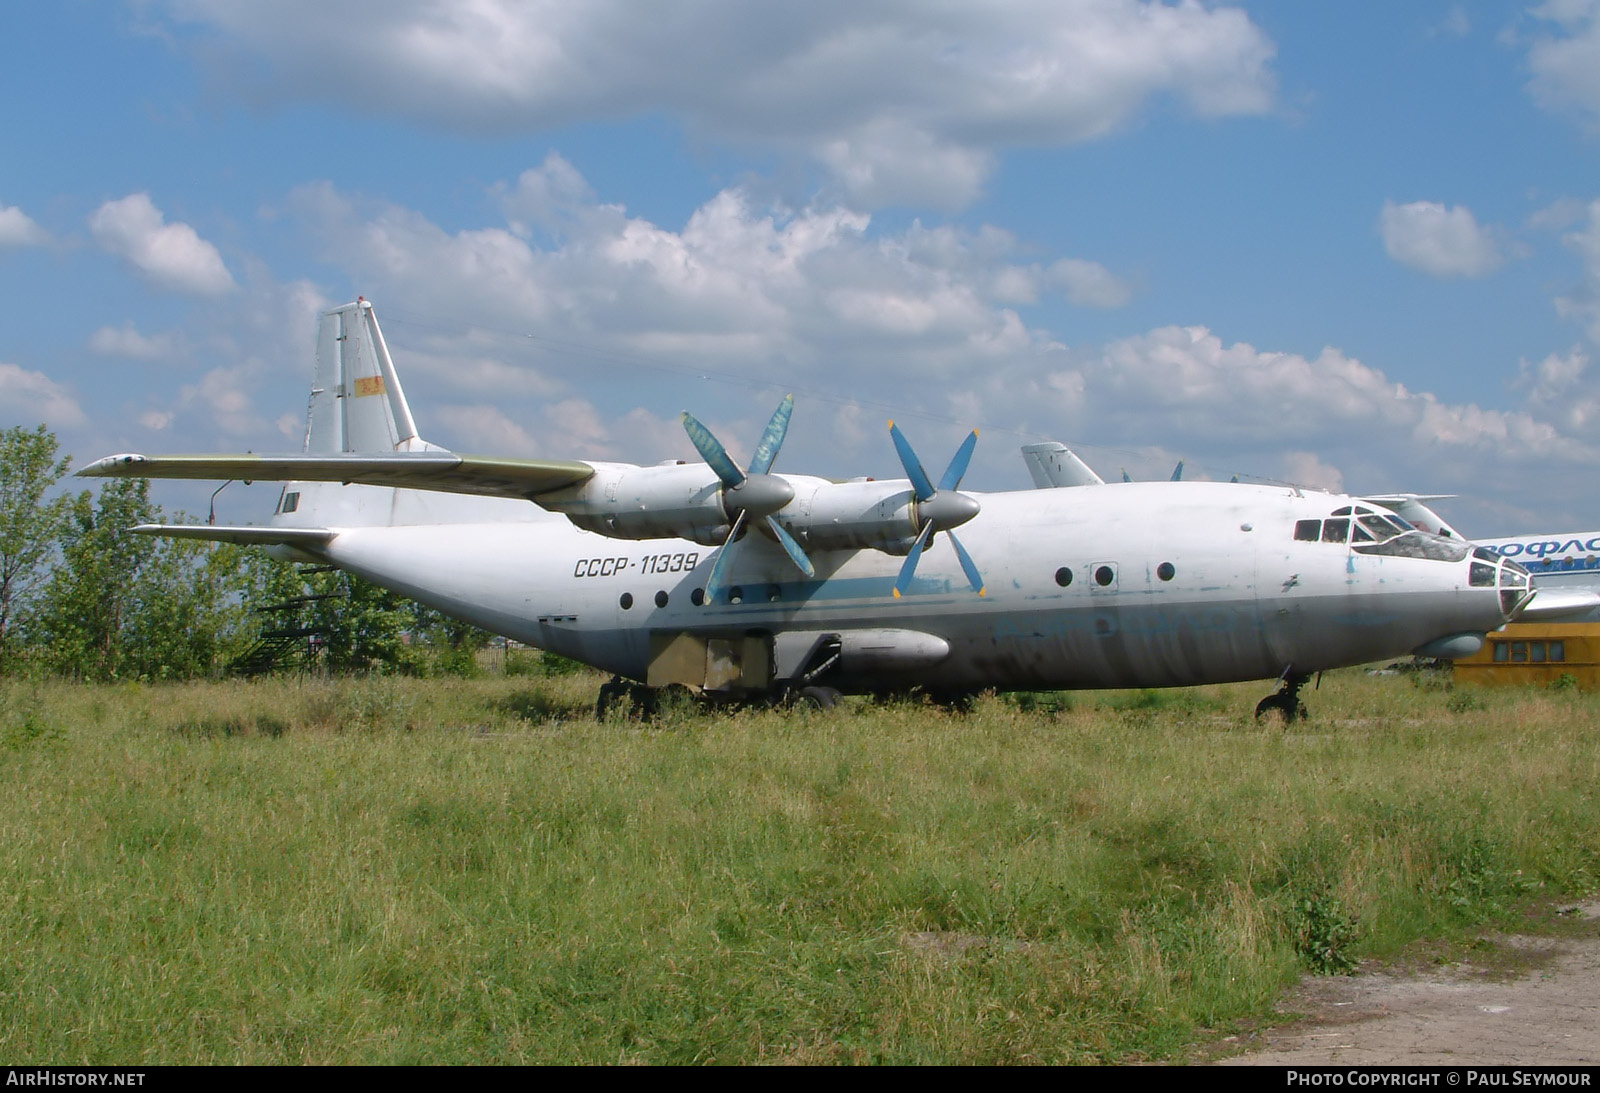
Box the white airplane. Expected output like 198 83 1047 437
81 299 1538 720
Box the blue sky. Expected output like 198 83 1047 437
4 1 1600 532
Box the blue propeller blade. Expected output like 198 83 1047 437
702 510 747 603
682 411 745 488
747 394 793 476
889 421 936 501
764 515 815 578
938 429 979 492
893 524 934 599
948 531 986 597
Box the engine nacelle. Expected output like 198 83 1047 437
774 478 922 555
541 465 944 556
539 461 732 545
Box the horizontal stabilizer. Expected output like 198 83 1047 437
79 451 595 502
1513 588 1600 622
128 524 337 547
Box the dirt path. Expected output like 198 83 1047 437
1220 904 1600 1066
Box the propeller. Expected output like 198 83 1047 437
887 421 984 597
682 395 814 602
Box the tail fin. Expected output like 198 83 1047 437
304 298 431 454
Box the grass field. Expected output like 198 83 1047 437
2 664 1597 1064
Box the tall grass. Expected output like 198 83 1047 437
1 670 1596 1063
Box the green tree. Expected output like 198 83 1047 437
0 425 71 671
30 478 162 680
27 480 260 680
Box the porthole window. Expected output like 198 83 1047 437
1094 565 1114 587
654 590 669 609
1157 562 1175 582
619 592 634 610
1055 567 1072 587
690 588 705 606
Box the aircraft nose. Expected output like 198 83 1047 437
1497 557 1533 621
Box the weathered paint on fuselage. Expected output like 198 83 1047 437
306 480 1511 692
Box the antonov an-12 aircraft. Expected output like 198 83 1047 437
82 299 1539 719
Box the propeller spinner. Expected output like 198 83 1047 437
682 395 814 602
888 421 984 597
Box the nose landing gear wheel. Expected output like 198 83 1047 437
1255 672 1310 722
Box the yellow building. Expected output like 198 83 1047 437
1453 622 1600 690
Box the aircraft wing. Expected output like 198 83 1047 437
78 451 596 502
126 524 337 547
1513 587 1600 622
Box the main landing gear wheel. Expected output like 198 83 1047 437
1255 672 1310 723
595 678 654 721
792 685 841 710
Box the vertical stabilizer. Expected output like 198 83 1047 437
1021 442 1106 488
305 299 423 455
275 298 540 529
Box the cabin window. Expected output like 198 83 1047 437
1531 643 1547 663
1511 642 1528 662
1493 642 1509 662
1054 567 1072 587
1551 641 1566 662
655 590 669 609
690 588 705 606
619 593 633 610
1157 562 1176 582
1094 565 1115 587
1294 519 1320 542
278 491 300 514
1322 519 1349 544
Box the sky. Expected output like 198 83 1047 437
4 1 1600 533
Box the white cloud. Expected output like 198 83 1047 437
0 363 85 428
1528 0 1600 131
1556 198 1600 341
165 0 1276 208
1379 200 1507 278
1047 258 1133 309
88 193 236 296
275 161 1600 527
88 323 178 360
0 203 48 248
1281 451 1344 494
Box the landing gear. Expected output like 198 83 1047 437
790 685 841 710
595 677 655 721
1255 671 1310 723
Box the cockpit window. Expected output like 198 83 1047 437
1352 532 1470 562
1351 521 1374 542
1358 514 1405 542
1470 562 1496 587
1331 506 1352 517
1321 518 1350 544
1295 519 1321 542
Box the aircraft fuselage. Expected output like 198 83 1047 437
308 480 1517 693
